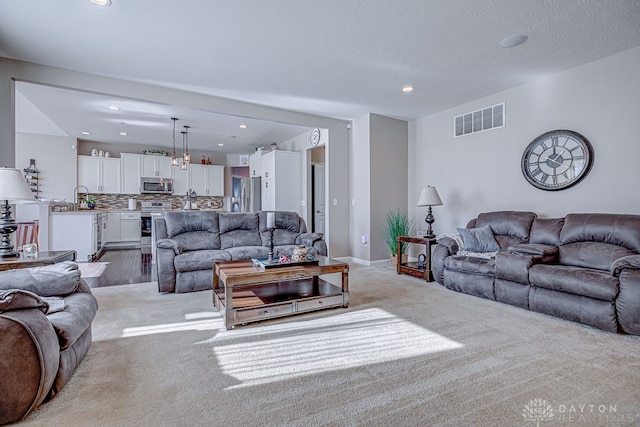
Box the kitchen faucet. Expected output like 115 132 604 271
73 186 89 210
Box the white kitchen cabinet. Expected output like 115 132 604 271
122 153 172 194
186 164 225 197
78 156 121 193
120 212 141 242
49 213 97 262
141 155 172 178
250 149 262 177
121 153 141 194
261 150 301 212
172 160 190 196
107 212 121 242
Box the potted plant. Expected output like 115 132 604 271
383 209 414 266
87 197 97 210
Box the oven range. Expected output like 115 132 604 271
140 201 172 255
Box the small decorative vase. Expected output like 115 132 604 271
88 203 96 210
292 245 307 262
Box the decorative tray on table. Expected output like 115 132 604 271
251 255 319 269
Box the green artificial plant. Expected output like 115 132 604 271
383 209 414 256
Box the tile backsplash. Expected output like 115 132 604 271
87 193 224 210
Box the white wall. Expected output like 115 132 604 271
15 132 78 202
411 46 640 234
350 114 371 261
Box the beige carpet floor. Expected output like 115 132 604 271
20 264 640 426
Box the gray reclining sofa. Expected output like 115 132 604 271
154 210 327 293
432 211 640 335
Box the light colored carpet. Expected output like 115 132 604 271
20 264 640 426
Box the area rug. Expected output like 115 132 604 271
21 264 640 426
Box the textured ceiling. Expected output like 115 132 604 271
1 0 639 152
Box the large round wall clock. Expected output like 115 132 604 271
521 129 594 191
309 128 321 146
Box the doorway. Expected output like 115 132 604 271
310 146 326 234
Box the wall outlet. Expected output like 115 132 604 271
361 234 368 246
333 198 338 206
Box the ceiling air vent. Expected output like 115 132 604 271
454 103 505 138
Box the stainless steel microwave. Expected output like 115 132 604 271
140 177 173 194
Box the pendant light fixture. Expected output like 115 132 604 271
182 125 191 165
180 129 188 170
170 117 179 167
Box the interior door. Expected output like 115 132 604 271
313 164 325 234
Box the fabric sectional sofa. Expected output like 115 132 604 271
432 211 640 335
154 210 327 293
0 261 98 424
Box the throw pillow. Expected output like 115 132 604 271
456 225 500 252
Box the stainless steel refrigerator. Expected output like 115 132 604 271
240 177 261 212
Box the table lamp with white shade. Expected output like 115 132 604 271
0 167 36 257
417 185 443 239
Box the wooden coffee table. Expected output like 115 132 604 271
213 256 349 329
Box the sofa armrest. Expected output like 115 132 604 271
155 240 180 293
611 255 640 277
435 236 460 255
0 307 60 424
296 233 327 256
508 243 558 258
156 238 182 255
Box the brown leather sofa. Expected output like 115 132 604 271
432 211 640 335
0 261 98 424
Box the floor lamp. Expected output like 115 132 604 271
0 167 36 257
417 186 443 239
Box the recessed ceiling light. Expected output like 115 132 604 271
402 86 414 93
239 124 247 129
230 136 237 139
90 0 112 6
218 143 224 147
81 131 91 135
500 34 528 48
108 105 120 111
119 132 127 136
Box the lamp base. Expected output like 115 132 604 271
424 205 436 239
0 200 19 257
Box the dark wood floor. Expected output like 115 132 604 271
82 248 153 288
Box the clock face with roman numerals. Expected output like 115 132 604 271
521 130 594 191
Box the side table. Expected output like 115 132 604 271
0 250 77 272
396 236 436 281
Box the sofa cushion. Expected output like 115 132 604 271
259 211 301 246
225 246 270 260
174 250 232 272
444 255 496 276
0 261 80 297
529 217 564 246
560 213 640 253
219 213 261 249
457 225 499 252
164 211 220 250
529 264 619 302
476 211 536 241
559 242 635 271
47 292 98 350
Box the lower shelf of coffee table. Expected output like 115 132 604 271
214 278 346 326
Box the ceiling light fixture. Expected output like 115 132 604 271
402 86 414 93
239 124 247 129
170 117 179 167
81 131 91 135
108 105 120 111
499 33 528 48
119 131 127 136
89 0 112 6
218 143 224 147
181 126 191 169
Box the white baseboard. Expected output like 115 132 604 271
333 256 391 267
